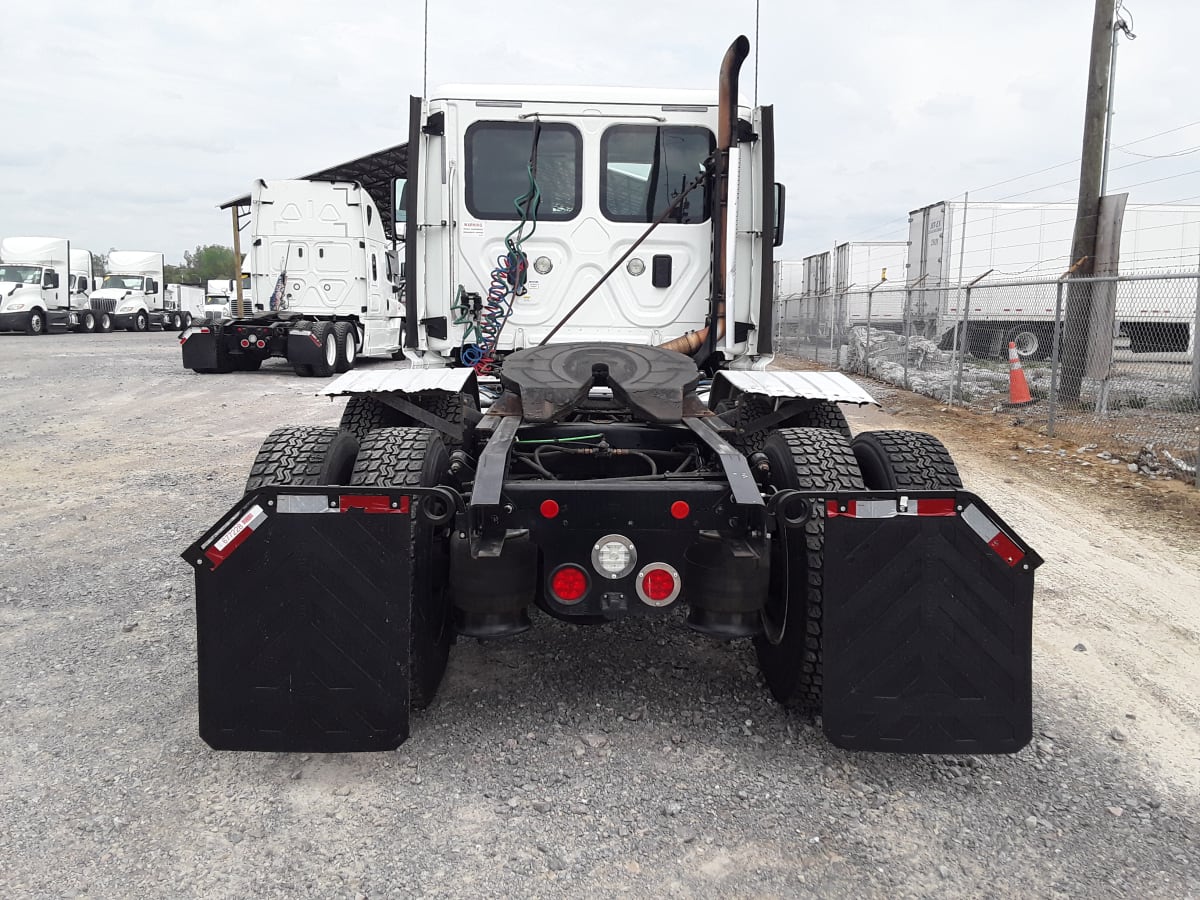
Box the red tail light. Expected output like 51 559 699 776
256 339 266 349
549 565 588 604
240 338 250 348
636 564 680 607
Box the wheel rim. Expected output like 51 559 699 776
345 331 357 365
84 313 95 331
1013 330 1039 357
325 334 337 366
101 314 111 330
31 313 43 333
137 313 147 331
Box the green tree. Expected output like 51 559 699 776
184 245 238 282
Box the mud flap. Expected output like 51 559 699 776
821 491 1042 754
180 328 220 371
182 487 414 752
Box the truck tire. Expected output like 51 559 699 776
307 321 338 377
131 310 149 333
339 396 406 443
74 311 97 334
333 321 357 373
754 427 864 714
25 309 47 335
851 430 961 490
350 427 453 709
181 313 193 330
97 312 114 333
244 425 359 494
788 400 851 440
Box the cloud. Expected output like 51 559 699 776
1 0 1197 265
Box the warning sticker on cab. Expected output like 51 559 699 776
461 220 484 235
204 504 267 569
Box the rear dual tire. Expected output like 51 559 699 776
754 428 864 714
243 424 452 709
754 427 961 715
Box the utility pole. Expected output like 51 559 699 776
1059 0 1115 404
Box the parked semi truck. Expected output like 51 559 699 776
0 237 99 333
185 37 1041 755
180 180 403 374
88 250 173 332
163 284 205 330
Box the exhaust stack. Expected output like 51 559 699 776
659 35 750 358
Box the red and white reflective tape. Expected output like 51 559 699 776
961 503 1025 567
274 493 410 514
204 504 267 569
825 497 1025 567
826 498 956 519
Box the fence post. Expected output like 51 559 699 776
864 278 885 376
954 286 972 406
953 270 992 407
1048 280 1065 438
903 285 911 390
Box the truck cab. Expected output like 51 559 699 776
0 237 95 334
404 82 779 370
89 250 165 331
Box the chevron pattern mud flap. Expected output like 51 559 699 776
183 488 413 752
821 492 1042 754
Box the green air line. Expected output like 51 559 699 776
515 434 603 445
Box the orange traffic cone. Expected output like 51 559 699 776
1006 342 1035 407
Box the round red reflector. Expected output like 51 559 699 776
642 568 676 603
670 500 690 520
550 566 587 603
539 499 560 519
256 340 266 348
240 339 250 348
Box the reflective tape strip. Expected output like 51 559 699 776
826 498 958 519
204 504 266 569
339 494 410 514
277 494 332 514
962 503 1025 567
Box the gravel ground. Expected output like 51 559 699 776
1 332 1198 899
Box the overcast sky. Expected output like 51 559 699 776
2 0 1197 265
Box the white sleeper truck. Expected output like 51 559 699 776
88 251 167 332
180 180 403 374
0 237 99 334
184 37 1042 756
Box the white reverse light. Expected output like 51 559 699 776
591 533 637 579
533 256 553 275
626 258 646 276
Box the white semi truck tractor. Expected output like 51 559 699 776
180 179 403 374
0 237 99 334
183 37 1043 757
88 251 166 332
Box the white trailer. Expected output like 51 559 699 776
907 199 1200 357
181 180 403 374
0 237 99 334
779 242 906 339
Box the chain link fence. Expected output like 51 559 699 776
774 271 1200 484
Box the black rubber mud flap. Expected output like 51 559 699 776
183 487 413 752
820 491 1042 754
181 329 220 371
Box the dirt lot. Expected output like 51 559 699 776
1 333 1198 898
